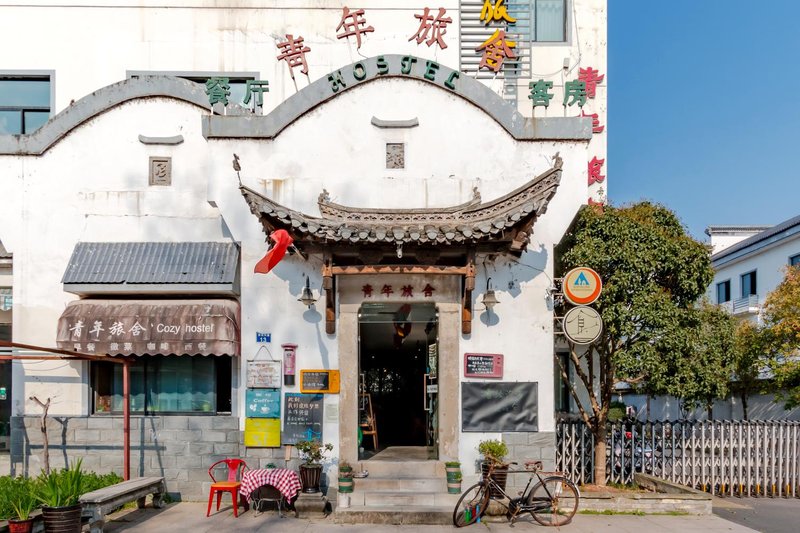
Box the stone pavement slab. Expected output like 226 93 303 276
102 502 758 533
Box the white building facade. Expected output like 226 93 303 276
0 0 606 505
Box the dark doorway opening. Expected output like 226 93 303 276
358 302 438 460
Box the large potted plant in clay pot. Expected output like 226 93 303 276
295 440 333 493
35 460 84 533
478 439 509 498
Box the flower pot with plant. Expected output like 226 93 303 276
7 476 38 533
478 439 509 498
295 440 333 493
337 460 354 494
35 459 85 533
444 461 462 494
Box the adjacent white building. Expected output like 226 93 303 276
0 0 607 508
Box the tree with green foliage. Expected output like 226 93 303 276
731 320 766 420
760 266 800 408
556 202 715 485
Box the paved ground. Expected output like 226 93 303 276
713 496 800 533
102 502 758 532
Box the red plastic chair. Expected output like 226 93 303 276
206 458 249 517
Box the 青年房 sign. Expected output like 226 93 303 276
563 305 603 345
562 267 603 306
300 370 340 394
464 353 504 378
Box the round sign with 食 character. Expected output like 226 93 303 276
562 267 602 306
562 305 603 345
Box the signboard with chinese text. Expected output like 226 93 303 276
55 300 239 356
562 267 603 306
245 389 281 418
244 418 280 448
247 361 282 389
300 370 340 394
282 393 324 444
464 353 503 378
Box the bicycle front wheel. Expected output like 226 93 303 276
452 482 490 527
526 476 579 526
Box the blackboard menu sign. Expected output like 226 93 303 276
282 393 324 444
464 353 504 378
300 369 340 394
461 382 538 432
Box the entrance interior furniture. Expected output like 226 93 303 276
359 392 379 450
206 458 249 518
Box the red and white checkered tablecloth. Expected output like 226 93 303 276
239 468 302 502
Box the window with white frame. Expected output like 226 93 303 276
0 75 51 134
532 0 567 42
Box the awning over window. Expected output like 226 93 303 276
56 299 240 356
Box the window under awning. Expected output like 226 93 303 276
56 299 240 356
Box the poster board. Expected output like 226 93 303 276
246 361 282 388
245 389 281 418
464 353 504 378
300 370 340 394
244 418 280 447
282 393 324 444
461 382 538 432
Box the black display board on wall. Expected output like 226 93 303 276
461 382 538 432
282 393 324 444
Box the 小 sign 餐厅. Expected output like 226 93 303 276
464 353 504 378
300 369 340 394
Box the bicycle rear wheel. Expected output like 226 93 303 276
526 476 579 526
452 482 490 527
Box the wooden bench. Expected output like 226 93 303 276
79 477 166 533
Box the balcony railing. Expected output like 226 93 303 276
732 294 759 314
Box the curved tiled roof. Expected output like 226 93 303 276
241 155 562 253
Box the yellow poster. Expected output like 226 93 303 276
244 418 280 447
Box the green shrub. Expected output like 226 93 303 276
0 475 16 520
478 439 508 465
82 471 124 494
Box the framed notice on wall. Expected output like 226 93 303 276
464 353 504 378
300 370 340 394
247 360 282 388
244 418 280 447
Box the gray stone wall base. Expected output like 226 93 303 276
10 415 294 501
502 431 556 495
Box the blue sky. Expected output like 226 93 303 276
609 0 800 239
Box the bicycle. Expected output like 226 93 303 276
452 460 580 527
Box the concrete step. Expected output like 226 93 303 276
349 490 460 507
353 476 447 492
334 504 452 525
357 460 444 477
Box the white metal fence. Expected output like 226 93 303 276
556 419 800 497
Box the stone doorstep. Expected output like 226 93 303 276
334 505 452 525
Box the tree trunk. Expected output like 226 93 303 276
593 423 607 486
706 404 713 420
741 393 749 420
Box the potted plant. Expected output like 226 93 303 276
35 459 84 533
337 460 354 494
478 439 509 497
444 461 462 494
7 476 38 533
294 440 333 493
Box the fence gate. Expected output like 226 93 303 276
556 420 800 497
